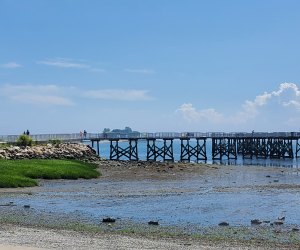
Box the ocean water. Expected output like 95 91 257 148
88 139 300 168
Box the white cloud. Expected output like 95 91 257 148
37 58 89 69
0 84 74 106
37 58 106 73
282 100 300 110
1 83 153 106
272 82 300 97
234 82 300 123
1 62 22 68
11 94 73 106
176 103 223 123
177 82 300 130
123 68 155 74
84 89 152 101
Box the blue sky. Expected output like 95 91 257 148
1 0 300 134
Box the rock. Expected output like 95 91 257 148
251 219 262 225
266 175 271 178
292 228 299 232
218 222 229 226
0 143 101 162
102 217 116 223
274 221 284 225
23 205 30 209
148 221 159 225
273 180 279 183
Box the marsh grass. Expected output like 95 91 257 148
0 159 100 188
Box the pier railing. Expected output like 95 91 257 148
1 132 300 143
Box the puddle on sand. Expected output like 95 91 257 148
1 167 300 227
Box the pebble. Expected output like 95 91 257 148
273 221 284 225
218 222 229 226
148 221 159 226
102 217 116 223
251 219 262 225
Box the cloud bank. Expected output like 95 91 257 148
0 84 152 105
177 83 300 131
0 84 74 106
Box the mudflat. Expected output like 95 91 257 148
1 160 300 249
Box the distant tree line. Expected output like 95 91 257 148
102 127 139 135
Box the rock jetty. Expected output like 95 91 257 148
0 143 100 162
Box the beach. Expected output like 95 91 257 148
1 160 300 249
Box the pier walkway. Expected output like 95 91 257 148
1 132 300 162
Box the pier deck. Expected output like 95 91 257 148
2 132 299 162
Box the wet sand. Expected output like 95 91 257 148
1 160 300 249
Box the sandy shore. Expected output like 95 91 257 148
1 160 300 249
0 223 293 250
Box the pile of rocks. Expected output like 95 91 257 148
0 143 101 162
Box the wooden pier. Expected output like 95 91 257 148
2 132 300 162
89 132 300 162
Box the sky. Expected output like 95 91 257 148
1 0 300 134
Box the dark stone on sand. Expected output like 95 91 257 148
266 175 271 178
274 221 284 225
102 217 116 223
148 221 159 225
218 222 229 226
251 219 262 225
273 180 279 183
292 228 299 232
24 205 30 209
